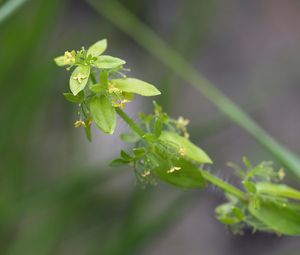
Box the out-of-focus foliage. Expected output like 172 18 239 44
216 159 300 235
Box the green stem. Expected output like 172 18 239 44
87 0 300 179
90 72 97 84
100 70 109 85
115 107 145 138
200 170 247 201
115 107 247 200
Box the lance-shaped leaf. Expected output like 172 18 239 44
154 118 163 137
249 200 300 235
89 95 116 134
111 78 161 96
159 131 212 164
93 55 126 69
87 39 107 57
63 91 84 104
70 65 90 95
110 158 130 167
120 133 140 143
256 182 300 201
152 155 206 189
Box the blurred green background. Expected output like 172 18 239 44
1 0 300 254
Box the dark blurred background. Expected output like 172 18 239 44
0 0 300 254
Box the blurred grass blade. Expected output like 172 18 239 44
87 0 300 178
158 0 216 112
0 0 62 149
0 0 29 23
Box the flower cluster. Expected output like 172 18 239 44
55 39 300 236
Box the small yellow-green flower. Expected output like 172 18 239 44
108 82 122 94
74 120 86 128
63 50 76 65
141 170 151 177
176 116 190 139
278 168 285 180
177 116 190 127
112 99 129 109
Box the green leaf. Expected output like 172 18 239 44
93 55 126 69
152 155 206 189
54 56 65 66
63 92 83 104
143 133 158 142
89 95 116 134
87 39 107 57
133 148 146 158
111 78 161 96
215 203 233 216
159 131 212 164
121 150 132 161
256 182 300 201
120 133 140 143
249 200 300 235
233 207 245 220
218 216 240 225
154 118 163 137
110 158 129 167
69 65 90 96
89 83 105 94
243 181 256 194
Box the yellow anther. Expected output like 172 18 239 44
64 50 76 65
141 170 151 177
179 147 186 156
278 168 285 180
73 73 87 84
167 166 181 174
74 120 86 128
113 99 129 109
108 82 122 94
177 116 190 127
120 99 130 108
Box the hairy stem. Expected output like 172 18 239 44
115 107 247 201
200 170 247 201
115 107 145 138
